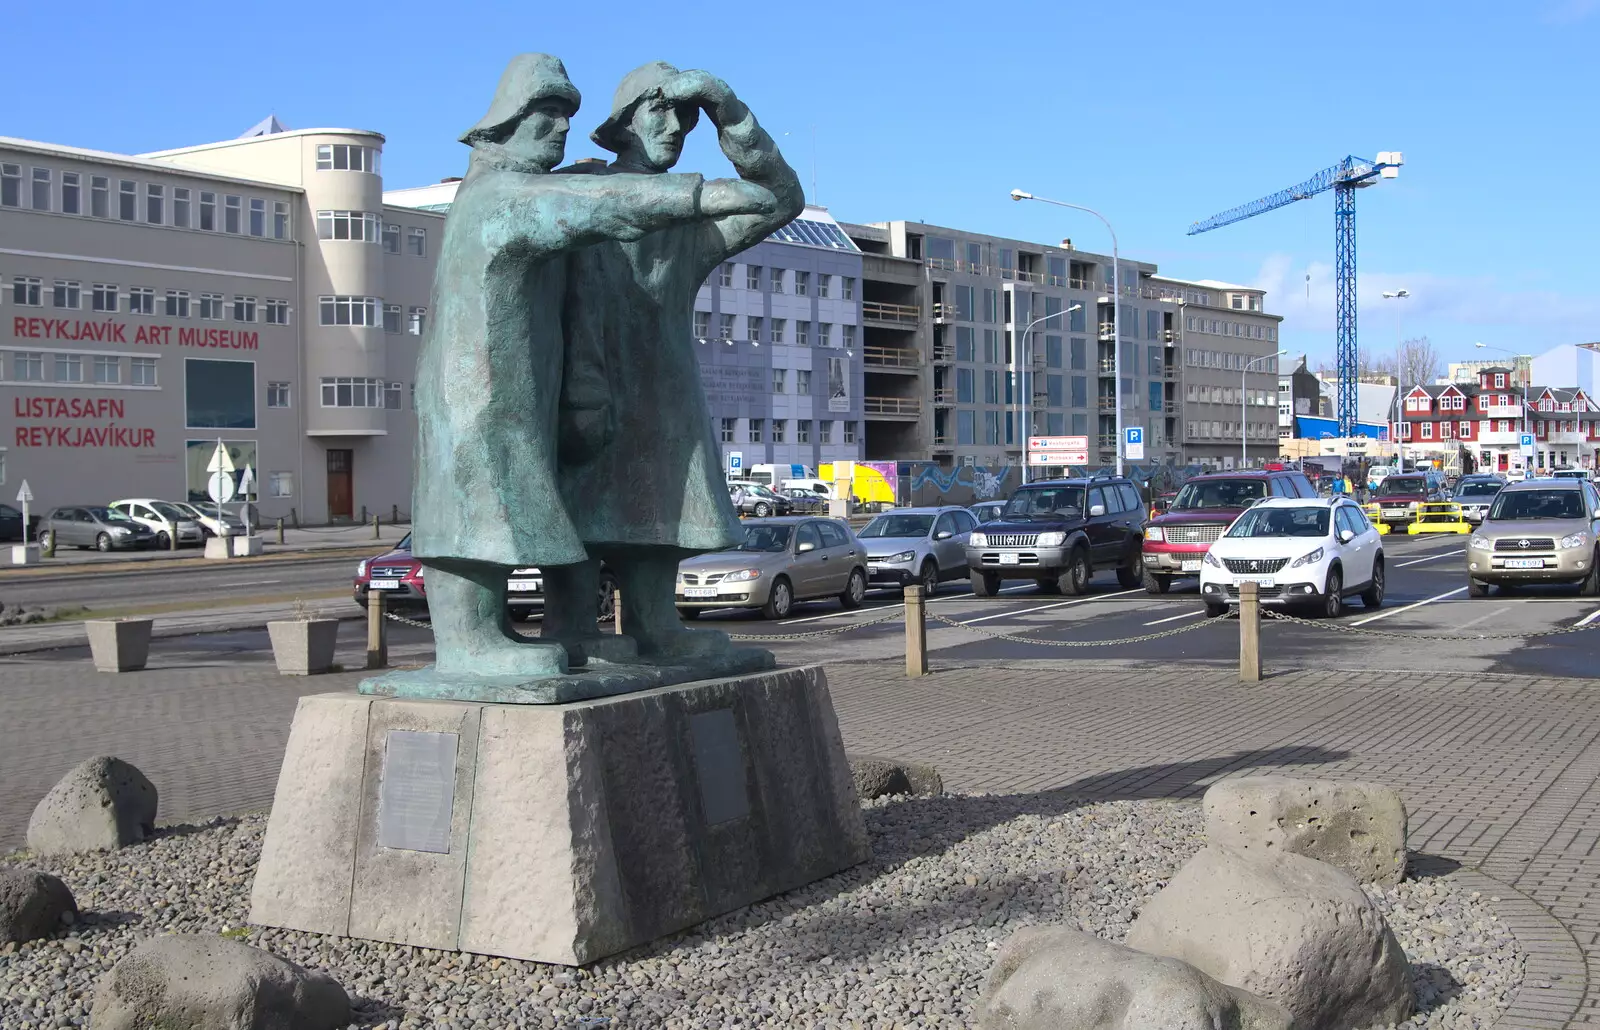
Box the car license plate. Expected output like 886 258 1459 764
1181 560 1203 573
998 553 1021 565
1235 576 1275 587
506 580 542 592
1503 558 1544 570
368 578 400 590
683 587 718 598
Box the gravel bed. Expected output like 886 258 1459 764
1 794 1523 1029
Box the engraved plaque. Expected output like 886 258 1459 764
688 708 748 825
377 730 459 853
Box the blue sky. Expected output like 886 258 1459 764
10 1 1597 370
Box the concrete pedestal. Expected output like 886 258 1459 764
10 543 39 565
232 535 264 556
204 537 231 559
249 666 868 965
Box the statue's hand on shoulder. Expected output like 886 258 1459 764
701 179 776 218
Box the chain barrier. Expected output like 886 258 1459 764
725 609 908 642
1261 608 1600 641
384 610 433 630
923 609 1236 648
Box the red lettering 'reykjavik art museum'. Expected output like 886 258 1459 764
11 317 258 350
11 396 157 448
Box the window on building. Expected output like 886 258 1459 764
91 283 118 312
199 191 216 231
164 290 189 318
53 353 83 383
772 368 787 393
248 198 265 237
186 359 256 428
795 271 810 296
407 227 426 257
408 307 427 335
772 419 787 444
0 163 19 207
90 175 109 217
51 280 80 309
717 263 733 288
770 268 785 293
818 322 834 347
820 420 834 444
718 313 735 340
144 183 163 224
382 223 400 253
265 299 290 325
118 179 137 220
720 418 736 443
816 274 830 299
130 357 157 386
320 377 383 407
267 382 291 408
956 326 975 361
223 195 242 233
168 186 189 227
385 381 403 409
29 167 51 211
269 471 294 498
315 144 380 172
771 318 786 344
844 421 857 444
128 286 154 315
13 352 44 381
796 369 811 394
956 367 975 403
692 310 709 339
842 325 856 349
796 321 810 346
749 418 764 443
798 419 811 443
233 296 257 322
746 265 762 290
60 171 80 214
273 201 289 239
384 304 402 333
198 293 224 320
317 210 382 242
318 296 380 326
93 356 120 384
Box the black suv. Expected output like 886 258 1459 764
964 474 1147 596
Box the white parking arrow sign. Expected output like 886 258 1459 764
15 480 32 504
207 439 235 474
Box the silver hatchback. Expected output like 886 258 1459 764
858 506 976 594
39 506 157 552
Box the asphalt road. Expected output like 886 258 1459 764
1 555 360 609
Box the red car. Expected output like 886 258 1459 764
353 533 616 622
1139 470 1318 594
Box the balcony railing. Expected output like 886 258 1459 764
932 388 955 405
1159 365 1180 381
861 301 921 325
864 396 921 417
1097 398 1117 413
1163 329 1181 343
932 436 955 452
1097 434 1118 449
932 344 954 363
1098 322 1116 341
1098 359 1117 375
862 345 921 369
932 302 960 322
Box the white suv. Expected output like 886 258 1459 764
1198 497 1385 619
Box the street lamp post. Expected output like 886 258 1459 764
1016 303 1083 484
1381 289 1410 473
1011 189 1124 475
1243 350 1288 469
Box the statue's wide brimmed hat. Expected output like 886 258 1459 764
591 60 681 154
460 53 581 145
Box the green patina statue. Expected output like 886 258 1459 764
369 55 793 704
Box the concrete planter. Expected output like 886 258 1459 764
232 535 264 557
85 619 154 672
268 619 340 676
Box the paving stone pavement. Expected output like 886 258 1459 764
2 645 1598 1026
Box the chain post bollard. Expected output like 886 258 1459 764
276 518 285 545
366 590 388 670
613 589 624 636
361 504 368 524
291 507 300 529
1239 581 1261 683
392 504 399 525
904 584 929 677
42 529 55 558
169 521 178 552
372 514 381 540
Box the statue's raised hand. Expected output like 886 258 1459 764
662 70 735 123
700 179 777 218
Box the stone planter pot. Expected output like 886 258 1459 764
85 619 154 672
267 619 340 676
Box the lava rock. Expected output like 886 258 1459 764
0 868 77 944
979 925 1293 1030
92 934 350 1030
1128 845 1413 1030
847 753 942 799
1205 775 1407 885
26 756 158 855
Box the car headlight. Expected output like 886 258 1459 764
358 560 370 576
1290 547 1324 569
969 532 987 547
1036 531 1066 547
413 566 424 579
1144 526 1165 542
1204 551 1223 568
721 568 762 583
885 550 916 564
111 526 133 535
1470 534 1491 550
1407 501 1420 510
1560 531 1590 550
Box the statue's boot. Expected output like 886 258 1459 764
421 559 570 678
539 559 639 665
615 551 735 660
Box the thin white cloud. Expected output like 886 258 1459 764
1544 0 1599 22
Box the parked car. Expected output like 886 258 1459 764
0 503 32 543
1452 479 1505 524
968 500 1008 524
1198 497 1385 618
108 498 206 548
1466 479 1600 597
858 506 976 595
504 564 619 623
353 534 612 619
675 517 866 619
38 506 157 552
965 474 1147 597
169 500 249 538
1140 470 1317 595
727 481 792 518
1370 473 1445 528
780 488 828 514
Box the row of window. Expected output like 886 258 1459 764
1185 348 1280 373
315 211 428 256
717 417 858 446
1404 393 1546 413
1185 421 1276 439
1395 420 1600 441
2 350 158 385
1185 316 1276 342
315 144 381 174
1 163 291 239
8 275 291 324
1185 386 1277 407
692 312 856 348
316 296 427 335
712 264 856 300
319 377 405 409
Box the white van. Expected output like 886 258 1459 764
743 463 815 488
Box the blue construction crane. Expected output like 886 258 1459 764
1188 153 1403 437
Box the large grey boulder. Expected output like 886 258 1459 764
26 756 158 856
92 935 350 1030
1128 846 1412 1030
978 925 1293 1030
847 753 943 799
0 868 77 944
1205 776 1407 885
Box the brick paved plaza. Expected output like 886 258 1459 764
2 636 1598 1027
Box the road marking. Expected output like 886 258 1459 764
1396 550 1463 568
773 584 1026 626
1578 607 1600 628
958 588 1143 626
1348 587 1467 626
1455 606 1510 631
1144 609 1204 626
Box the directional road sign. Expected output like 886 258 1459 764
207 471 236 504
1027 450 1088 466
15 480 32 504
239 464 256 498
207 439 235 474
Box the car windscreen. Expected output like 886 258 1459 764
1489 489 1586 521
397 533 412 551
86 507 134 523
1004 487 1085 518
859 514 934 539
1456 483 1503 499
151 502 189 520
1225 506 1330 538
1373 477 1427 497
738 525 792 552
1171 479 1266 510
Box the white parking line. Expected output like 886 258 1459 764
773 585 1029 626
959 588 1143 626
1578 607 1600 628
1348 587 1467 626
1144 609 1204 626
1455 606 1510 631
1396 549 1464 568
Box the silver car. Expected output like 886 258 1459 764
1451 480 1504 525
1466 479 1600 596
38 506 157 552
858 506 977 595
676 517 867 619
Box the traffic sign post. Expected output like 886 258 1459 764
1124 426 1145 462
207 440 234 551
727 451 743 477
12 480 37 565
1026 436 1089 470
